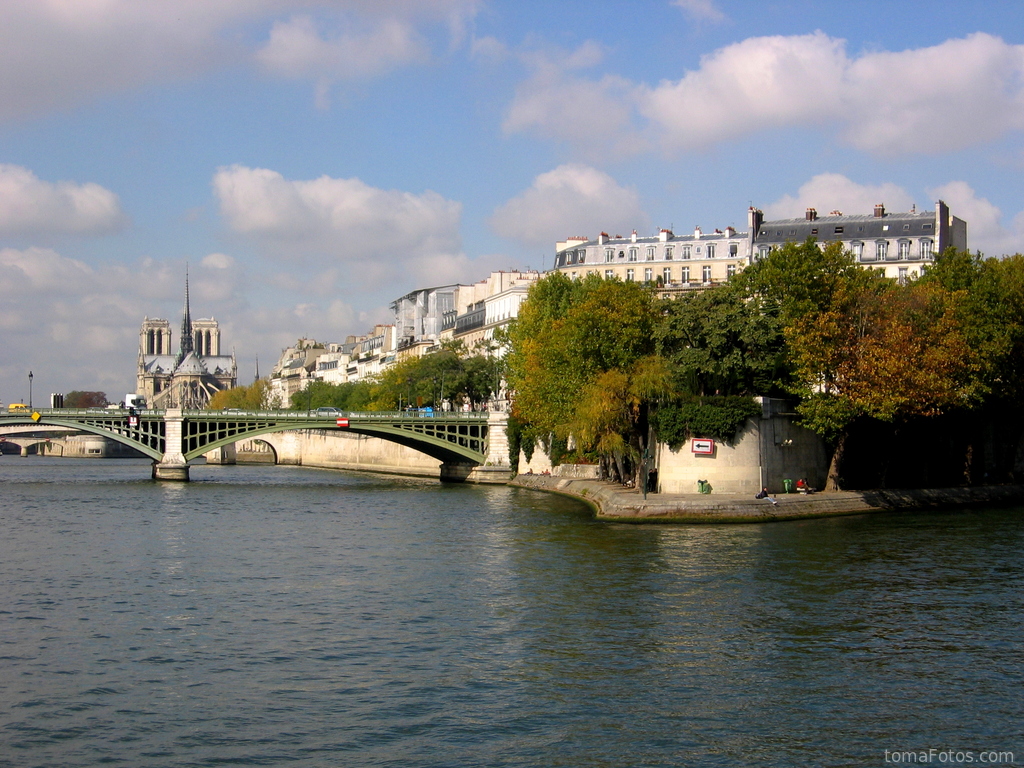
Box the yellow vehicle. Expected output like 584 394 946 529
7 403 30 413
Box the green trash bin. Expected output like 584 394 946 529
782 478 794 493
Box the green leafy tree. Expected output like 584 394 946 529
505 272 665 480
655 283 789 397
287 380 376 411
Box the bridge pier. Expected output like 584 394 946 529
152 460 190 481
153 408 189 481
438 412 512 484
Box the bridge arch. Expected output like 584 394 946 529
0 416 164 460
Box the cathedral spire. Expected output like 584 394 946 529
175 265 194 367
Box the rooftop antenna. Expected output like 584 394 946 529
255 354 260 382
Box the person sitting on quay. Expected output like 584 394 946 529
755 487 779 506
796 478 814 494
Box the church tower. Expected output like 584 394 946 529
137 269 237 409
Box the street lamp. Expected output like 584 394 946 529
28 370 33 409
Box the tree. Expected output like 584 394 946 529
787 271 978 489
208 379 278 410
286 380 375 411
64 391 108 408
655 283 789 397
505 272 664 480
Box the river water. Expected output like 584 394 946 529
0 457 1021 767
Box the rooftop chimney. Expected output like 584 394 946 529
805 208 817 221
874 203 885 218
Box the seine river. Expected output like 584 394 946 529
1 458 1021 767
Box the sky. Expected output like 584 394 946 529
2 0 1024 405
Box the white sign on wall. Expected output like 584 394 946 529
691 438 715 455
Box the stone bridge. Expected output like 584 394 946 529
0 408 510 482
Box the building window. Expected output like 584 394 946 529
695 246 702 256
920 239 933 259
646 247 655 260
663 267 671 283
681 246 691 259
665 246 673 260
618 251 625 259
570 271 577 280
727 263 737 278
876 240 888 261
729 243 738 256
852 241 865 260
706 244 715 259
702 265 712 283
644 268 653 282
681 266 690 283
605 269 614 279
898 267 909 285
898 240 911 259
626 268 635 281
604 248 613 262
628 248 638 261
758 246 771 260
576 249 585 263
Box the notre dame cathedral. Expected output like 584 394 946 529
136 273 237 409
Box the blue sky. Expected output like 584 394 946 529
2 0 1024 404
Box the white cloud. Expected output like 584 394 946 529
502 43 648 159
505 32 1024 159
201 252 235 270
212 164 464 287
490 164 648 248
640 32 848 150
0 164 126 236
0 0 480 121
763 173 915 220
642 31 1024 156
672 0 727 24
256 14 429 85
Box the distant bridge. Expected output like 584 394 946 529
0 408 510 482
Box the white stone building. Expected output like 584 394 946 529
750 200 967 283
552 227 748 292
440 271 540 352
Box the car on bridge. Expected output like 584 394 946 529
314 407 344 417
7 403 29 414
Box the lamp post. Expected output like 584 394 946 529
28 370 33 409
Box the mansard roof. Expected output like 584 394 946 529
570 228 747 249
754 210 937 245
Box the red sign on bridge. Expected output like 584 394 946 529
336 418 350 428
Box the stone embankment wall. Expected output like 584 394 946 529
236 430 441 478
511 474 1024 523
35 435 146 458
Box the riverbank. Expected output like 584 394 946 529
510 474 1024 522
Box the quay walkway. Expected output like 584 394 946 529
511 475 1024 523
